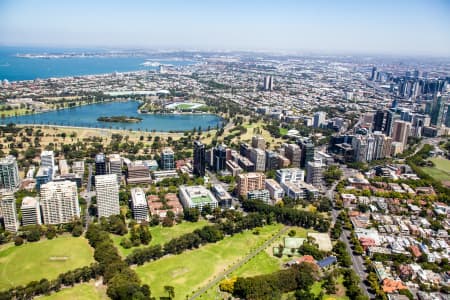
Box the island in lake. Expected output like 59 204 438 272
97 116 142 123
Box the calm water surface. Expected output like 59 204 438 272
0 101 221 132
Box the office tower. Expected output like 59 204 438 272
237 173 266 196
72 160 85 177
95 153 107 175
313 111 326 128
445 105 450 128
0 192 18 232
240 143 251 158
392 120 412 149
249 148 266 172
95 174 120 218
108 154 122 184
283 144 301 168
40 150 55 177
430 96 447 127
20 196 42 226
265 150 279 171
251 135 266 150
40 181 80 225
161 147 175 170
58 159 69 175
299 140 315 168
127 161 152 184
131 188 149 222
205 148 213 168
275 168 305 185
306 159 324 187
373 132 391 160
263 76 273 91
213 144 227 172
0 155 20 191
371 66 377 81
412 114 430 138
365 135 376 162
352 135 368 163
373 110 394 136
35 166 52 191
193 141 206 177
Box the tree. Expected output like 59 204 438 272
184 208 200 222
14 236 24 246
164 285 175 299
139 225 151 245
72 225 83 237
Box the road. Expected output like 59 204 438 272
189 226 289 300
327 167 374 299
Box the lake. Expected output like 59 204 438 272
0 101 221 132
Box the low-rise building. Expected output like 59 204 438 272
179 185 218 211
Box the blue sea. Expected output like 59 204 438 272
0 47 194 81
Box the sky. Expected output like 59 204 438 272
0 0 449 56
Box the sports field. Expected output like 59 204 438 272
0 236 94 291
135 224 283 299
422 157 450 182
40 281 108 300
111 220 210 257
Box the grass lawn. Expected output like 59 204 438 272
0 236 94 291
40 281 108 300
279 127 288 136
206 250 282 299
111 220 210 257
135 224 283 300
422 157 450 182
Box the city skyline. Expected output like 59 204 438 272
0 0 449 56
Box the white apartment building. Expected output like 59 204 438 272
0 191 19 232
95 174 120 218
40 181 79 225
21 196 42 226
131 187 149 222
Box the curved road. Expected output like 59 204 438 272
189 226 289 300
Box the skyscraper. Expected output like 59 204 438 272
249 148 266 172
430 96 447 127
161 148 175 170
40 150 55 177
213 144 227 172
95 153 107 175
371 66 377 81
313 111 326 128
95 174 120 218
40 181 80 225
0 155 20 191
193 141 206 177
373 110 394 136
251 135 266 150
0 192 18 232
306 159 324 187
263 76 273 91
108 154 122 184
392 120 412 149
283 144 302 168
299 140 315 168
